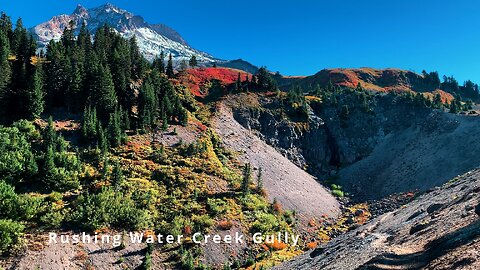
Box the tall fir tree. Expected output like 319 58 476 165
82 106 98 140
153 51 165 74
0 12 13 45
26 65 44 119
138 81 157 128
107 108 123 147
130 36 145 80
42 145 57 189
241 163 252 197
96 121 108 155
93 64 117 119
44 116 57 148
166 53 174 78
189 55 198 68
111 159 124 190
0 29 11 113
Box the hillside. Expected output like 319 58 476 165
2 4 480 269
282 68 480 103
274 168 480 270
231 85 480 201
213 99 341 224
177 67 250 98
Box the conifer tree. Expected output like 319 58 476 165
77 21 91 50
42 145 56 189
44 40 71 107
44 116 57 148
161 112 168 131
27 65 44 119
107 108 123 147
235 73 242 92
256 67 277 91
153 51 165 73
241 163 252 197
121 106 130 130
138 81 157 128
179 59 187 72
0 12 13 44
101 156 110 180
111 159 124 190
179 108 188 127
82 106 98 141
313 84 322 96
0 29 11 111
189 55 198 68
96 121 108 155
12 18 27 59
327 79 334 92
257 167 263 192
130 36 146 80
93 64 117 119
67 61 84 112
166 53 174 78
61 21 75 50
433 93 443 109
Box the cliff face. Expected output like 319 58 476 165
213 101 341 225
230 92 480 200
274 168 480 270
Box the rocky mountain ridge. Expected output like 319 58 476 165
31 3 216 63
230 90 480 201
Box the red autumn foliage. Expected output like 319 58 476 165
217 220 233 230
183 225 192 235
178 67 250 97
195 121 207 132
272 200 283 214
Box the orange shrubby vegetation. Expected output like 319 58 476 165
306 241 318 249
217 220 233 230
266 238 288 251
272 199 283 214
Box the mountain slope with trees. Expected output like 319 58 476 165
283 68 479 103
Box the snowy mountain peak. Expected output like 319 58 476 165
73 4 88 16
31 3 216 64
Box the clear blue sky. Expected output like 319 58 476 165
2 0 480 83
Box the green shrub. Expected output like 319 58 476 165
18 195 43 221
332 189 344 197
283 210 295 225
72 188 152 231
331 184 344 197
12 120 41 141
0 127 38 183
244 257 255 267
40 206 65 229
0 181 20 220
242 194 268 211
250 212 279 233
0 219 24 254
180 250 195 270
192 214 214 232
207 198 227 216
141 252 152 270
